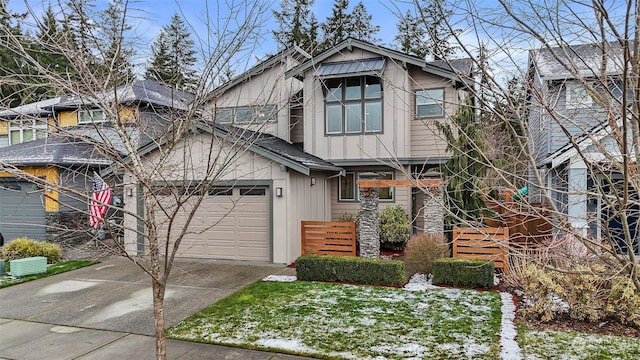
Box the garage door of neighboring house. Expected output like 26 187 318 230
0 179 47 243
158 186 271 261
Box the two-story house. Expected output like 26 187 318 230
0 80 193 243
527 43 636 250
122 38 472 264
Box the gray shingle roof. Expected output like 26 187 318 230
0 97 63 119
50 80 195 111
531 43 625 80
212 124 343 175
0 135 112 167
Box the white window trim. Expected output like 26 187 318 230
78 109 107 124
566 83 593 108
8 119 48 145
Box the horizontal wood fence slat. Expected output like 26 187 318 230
301 221 356 256
453 227 509 274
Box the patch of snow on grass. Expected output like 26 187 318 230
255 338 313 353
262 275 297 282
403 273 440 291
500 292 523 360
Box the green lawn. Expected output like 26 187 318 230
0 260 99 288
168 280 503 359
518 323 640 360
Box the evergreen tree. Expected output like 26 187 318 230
416 0 461 60
98 0 136 86
63 0 98 66
272 0 318 53
394 10 428 58
437 98 488 224
347 1 380 44
0 3 27 107
145 13 197 90
318 0 350 52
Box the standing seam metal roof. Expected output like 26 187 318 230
314 58 386 77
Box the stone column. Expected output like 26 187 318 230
359 172 380 258
424 184 444 235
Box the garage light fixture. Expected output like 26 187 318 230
275 187 283 197
310 177 316 186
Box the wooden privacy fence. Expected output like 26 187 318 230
301 221 356 256
453 227 509 274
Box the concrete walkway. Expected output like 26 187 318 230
0 257 313 359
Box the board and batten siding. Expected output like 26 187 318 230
303 49 411 161
210 61 304 142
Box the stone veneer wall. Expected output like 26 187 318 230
423 185 444 235
359 173 380 258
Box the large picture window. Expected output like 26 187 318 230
9 119 47 145
325 76 382 135
415 89 444 117
338 171 394 202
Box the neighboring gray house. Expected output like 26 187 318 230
527 43 636 249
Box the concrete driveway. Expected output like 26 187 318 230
0 256 294 336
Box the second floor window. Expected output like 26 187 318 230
566 84 592 108
324 76 383 135
416 89 444 117
9 119 47 145
78 109 106 124
216 105 277 124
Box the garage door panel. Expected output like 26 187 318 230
157 186 270 261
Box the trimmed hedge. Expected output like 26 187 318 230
296 254 407 287
432 258 494 289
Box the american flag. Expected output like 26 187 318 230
89 171 113 228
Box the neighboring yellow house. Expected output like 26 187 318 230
0 80 194 244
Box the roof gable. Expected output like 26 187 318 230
530 42 625 81
286 37 473 85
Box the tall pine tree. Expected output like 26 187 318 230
318 0 350 52
0 3 28 107
394 10 428 58
347 1 380 44
145 13 197 91
98 0 136 86
63 0 98 67
416 0 461 60
272 0 318 53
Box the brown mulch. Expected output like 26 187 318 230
524 317 640 338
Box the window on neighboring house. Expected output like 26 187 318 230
566 83 592 108
416 89 444 117
215 105 277 124
78 109 106 124
338 171 394 202
9 119 47 145
324 76 383 135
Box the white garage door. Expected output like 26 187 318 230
0 179 47 243
159 186 271 261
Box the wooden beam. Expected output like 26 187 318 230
356 179 442 188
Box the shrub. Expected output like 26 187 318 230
0 238 62 263
296 254 406 287
517 264 640 327
379 205 411 248
432 257 494 289
404 233 450 276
